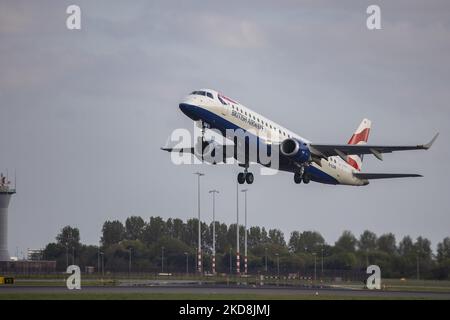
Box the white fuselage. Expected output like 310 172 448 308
179 89 367 186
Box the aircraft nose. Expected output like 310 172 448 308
179 103 190 113
179 103 200 121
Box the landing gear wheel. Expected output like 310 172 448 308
237 172 246 184
302 174 310 184
294 173 302 184
245 172 254 184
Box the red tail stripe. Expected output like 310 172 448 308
347 156 360 171
348 128 370 145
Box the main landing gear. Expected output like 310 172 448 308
294 167 310 184
237 167 254 184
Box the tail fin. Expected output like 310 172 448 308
347 118 371 171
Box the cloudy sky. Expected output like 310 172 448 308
1 0 449 257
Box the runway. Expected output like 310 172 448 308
1 285 449 299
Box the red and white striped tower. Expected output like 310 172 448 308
236 181 240 275
197 247 202 274
244 256 247 275
241 189 248 275
209 189 219 275
236 252 240 275
194 172 204 275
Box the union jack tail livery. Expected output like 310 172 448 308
347 119 371 171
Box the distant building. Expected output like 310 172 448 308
0 260 56 274
27 249 43 261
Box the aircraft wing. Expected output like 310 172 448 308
309 133 438 161
353 173 422 179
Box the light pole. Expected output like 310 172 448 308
128 248 132 276
97 243 101 274
312 252 317 282
100 252 104 277
209 189 219 275
275 253 280 286
184 252 189 276
321 245 324 276
275 253 280 276
236 180 240 275
194 172 204 274
366 249 369 268
229 247 232 275
265 248 268 273
161 246 165 273
417 250 420 281
241 189 248 275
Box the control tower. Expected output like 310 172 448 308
0 173 15 261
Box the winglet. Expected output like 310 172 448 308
423 133 439 149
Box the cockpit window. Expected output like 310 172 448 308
206 92 213 99
191 91 206 96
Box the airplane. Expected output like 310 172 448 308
162 88 438 186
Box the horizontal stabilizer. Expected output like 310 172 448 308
161 147 194 154
353 173 423 180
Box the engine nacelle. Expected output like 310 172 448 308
280 138 311 163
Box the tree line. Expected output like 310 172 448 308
43 216 450 279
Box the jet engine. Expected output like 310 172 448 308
280 138 311 163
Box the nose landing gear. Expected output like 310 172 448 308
294 166 310 184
